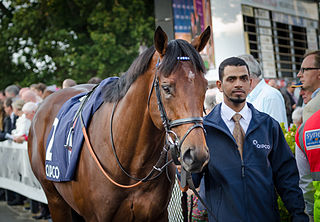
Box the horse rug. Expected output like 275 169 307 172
45 77 118 182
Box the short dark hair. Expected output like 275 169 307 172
88 77 102 84
4 97 13 108
35 83 47 93
218 57 249 81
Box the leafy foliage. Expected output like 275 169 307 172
0 0 155 88
277 196 291 222
280 123 297 155
278 123 298 221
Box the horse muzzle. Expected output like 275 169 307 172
181 145 209 173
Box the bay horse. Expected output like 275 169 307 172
28 26 210 221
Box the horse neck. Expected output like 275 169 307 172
108 72 165 165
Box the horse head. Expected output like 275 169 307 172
149 26 211 173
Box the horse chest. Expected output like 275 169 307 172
112 191 170 222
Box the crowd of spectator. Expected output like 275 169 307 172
0 53 319 221
0 77 102 220
0 81 63 220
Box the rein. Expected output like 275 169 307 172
80 99 171 188
109 101 173 183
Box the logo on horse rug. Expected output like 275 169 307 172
45 77 118 182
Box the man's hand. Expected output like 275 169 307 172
13 136 25 143
176 165 182 174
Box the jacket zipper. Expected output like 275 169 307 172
237 145 245 178
240 146 247 220
241 159 245 178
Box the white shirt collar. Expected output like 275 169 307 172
221 101 250 121
221 101 252 134
312 88 320 98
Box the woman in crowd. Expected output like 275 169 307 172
6 99 30 140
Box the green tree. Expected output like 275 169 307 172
0 0 154 89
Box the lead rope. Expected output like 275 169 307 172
182 168 217 222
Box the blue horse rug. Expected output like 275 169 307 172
45 77 118 182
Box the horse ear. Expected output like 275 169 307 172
154 26 168 56
191 26 211 52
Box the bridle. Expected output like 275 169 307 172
82 56 205 187
147 57 216 221
148 57 205 166
149 59 216 221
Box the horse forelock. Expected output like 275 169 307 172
159 39 206 77
102 39 206 103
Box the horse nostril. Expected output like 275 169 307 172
182 148 194 166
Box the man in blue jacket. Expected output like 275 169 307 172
192 57 308 221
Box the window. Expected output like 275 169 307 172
242 5 318 79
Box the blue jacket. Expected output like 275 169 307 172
193 103 307 222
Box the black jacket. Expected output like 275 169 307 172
0 115 18 141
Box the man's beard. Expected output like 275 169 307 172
223 90 247 104
230 97 245 104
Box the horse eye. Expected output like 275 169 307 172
161 85 171 95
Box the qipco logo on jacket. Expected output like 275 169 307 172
252 140 271 150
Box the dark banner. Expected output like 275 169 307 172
173 0 215 68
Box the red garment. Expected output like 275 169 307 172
296 109 320 176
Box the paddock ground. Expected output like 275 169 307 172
0 201 51 222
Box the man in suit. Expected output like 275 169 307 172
297 50 320 122
190 57 307 221
0 98 18 141
295 50 320 220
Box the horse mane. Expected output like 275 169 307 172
102 39 206 103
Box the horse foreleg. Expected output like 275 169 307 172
71 208 85 222
44 189 73 222
47 196 73 222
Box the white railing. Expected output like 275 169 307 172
0 140 47 203
0 140 184 220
